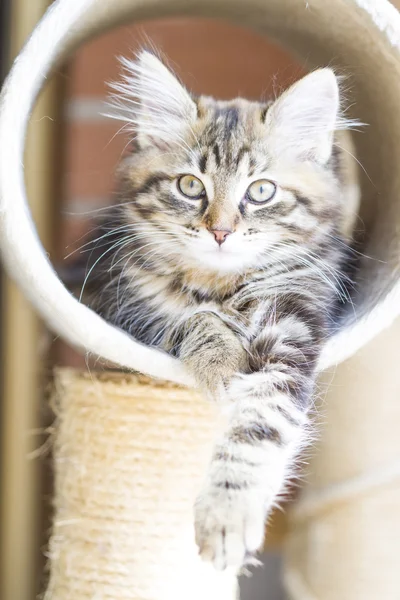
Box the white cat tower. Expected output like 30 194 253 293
1 0 400 598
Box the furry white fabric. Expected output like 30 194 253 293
1 0 400 383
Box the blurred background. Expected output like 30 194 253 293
0 1 364 599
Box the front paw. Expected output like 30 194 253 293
194 482 268 571
203 379 231 405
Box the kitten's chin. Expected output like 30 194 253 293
191 247 256 274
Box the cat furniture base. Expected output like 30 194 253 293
284 317 400 600
46 369 239 600
46 358 400 600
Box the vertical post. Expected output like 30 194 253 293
284 319 400 599
0 2 63 599
46 370 239 600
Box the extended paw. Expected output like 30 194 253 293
203 378 231 405
194 484 268 571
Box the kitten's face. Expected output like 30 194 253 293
112 52 352 276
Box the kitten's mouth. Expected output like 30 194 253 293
205 245 245 262
208 246 233 255
187 241 256 274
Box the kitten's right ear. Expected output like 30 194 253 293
265 69 341 164
108 50 197 148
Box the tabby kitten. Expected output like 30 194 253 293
86 51 360 570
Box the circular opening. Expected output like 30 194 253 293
15 0 400 372
56 17 305 367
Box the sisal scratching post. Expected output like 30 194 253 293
46 369 238 600
284 318 400 600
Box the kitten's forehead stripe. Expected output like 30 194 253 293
198 153 208 173
223 107 239 133
212 106 241 143
194 104 267 180
213 144 221 167
248 155 257 177
235 145 250 168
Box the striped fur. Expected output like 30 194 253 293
84 52 360 570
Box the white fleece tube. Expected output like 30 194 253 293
1 0 400 380
0 0 193 386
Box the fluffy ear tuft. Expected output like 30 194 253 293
266 69 349 164
106 50 197 148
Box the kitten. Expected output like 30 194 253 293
85 51 360 570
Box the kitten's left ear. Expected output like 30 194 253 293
265 69 340 164
109 50 197 148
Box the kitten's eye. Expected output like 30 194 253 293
177 175 205 199
246 179 277 204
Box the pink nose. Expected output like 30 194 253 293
208 228 233 246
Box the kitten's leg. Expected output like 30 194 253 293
194 314 319 569
195 382 308 569
167 311 248 401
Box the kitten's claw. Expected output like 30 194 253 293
204 380 231 405
194 486 267 570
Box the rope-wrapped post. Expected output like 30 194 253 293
284 318 400 600
45 369 238 600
